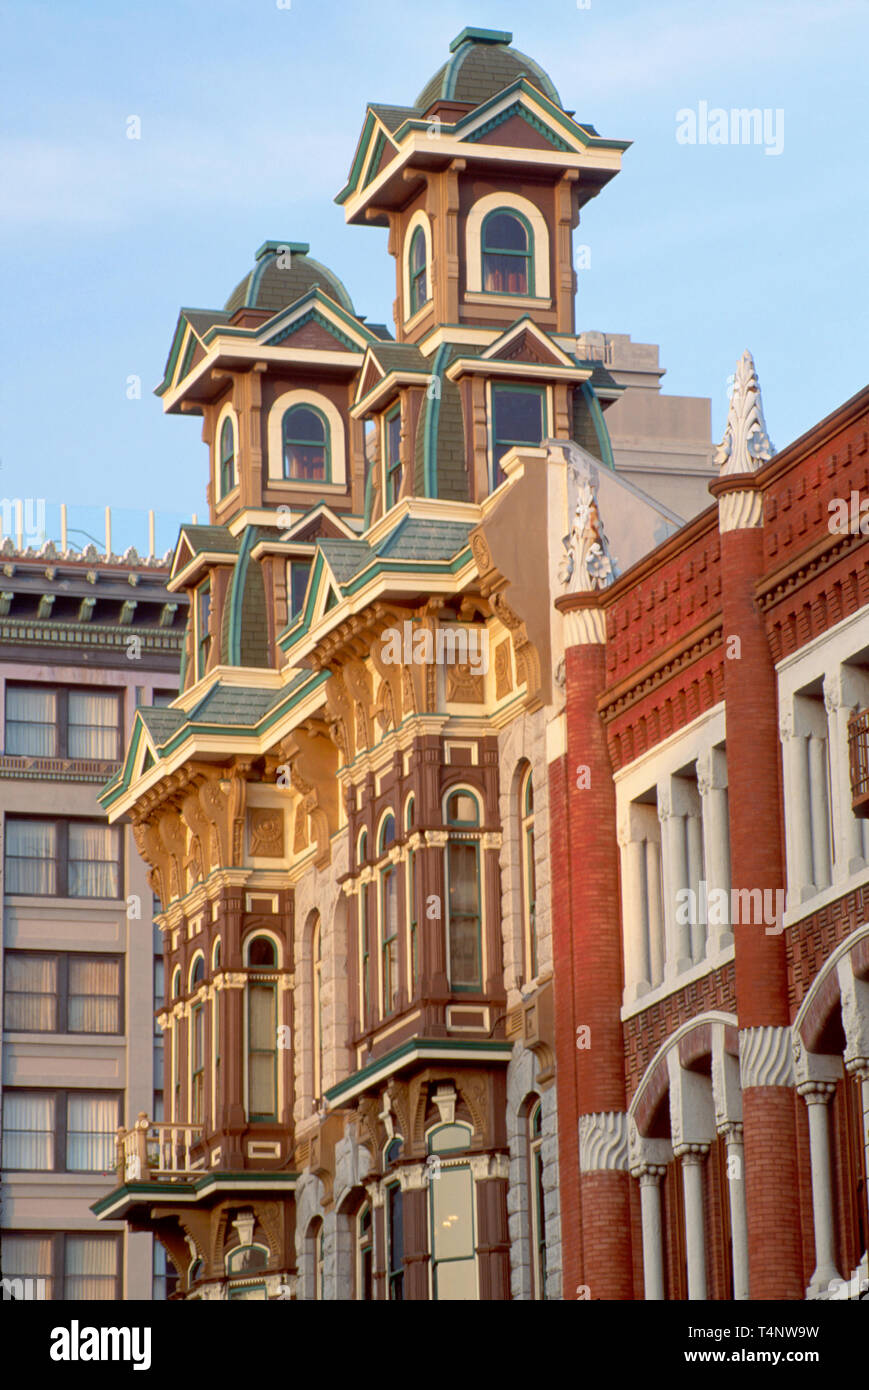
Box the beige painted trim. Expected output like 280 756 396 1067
465 190 551 298
417 325 500 357
267 388 347 486
446 360 591 385
465 292 552 309
402 208 434 324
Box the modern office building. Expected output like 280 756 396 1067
0 534 185 1299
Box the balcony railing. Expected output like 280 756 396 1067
848 709 869 818
117 1114 205 1183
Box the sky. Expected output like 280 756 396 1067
1 0 867 551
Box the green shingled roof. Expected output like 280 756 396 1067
415 29 562 114
225 243 356 317
178 525 240 558
138 706 187 743
378 516 472 561
187 682 286 727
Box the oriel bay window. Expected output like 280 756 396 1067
282 404 330 482
491 384 545 488
444 790 483 991
4 818 121 899
246 936 278 1120
378 813 399 1016
1 1090 120 1172
405 795 418 994
4 952 122 1034
4 685 120 761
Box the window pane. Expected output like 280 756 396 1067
2 1092 55 1169
4 953 57 1031
386 413 401 466
435 1256 477 1300
432 1166 475 1261
5 687 57 755
5 820 56 894
284 407 325 443
68 692 120 760
483 253 528 295
1 1234 53 1299
494 389 543 446
66 1093 119 1171
289 561 312 620
249 1053 275 1116
65 1236 117 1300
484 213 527 252
68 956 120 1033
249 984 275 1049
68 824 120 898
448 843 480 987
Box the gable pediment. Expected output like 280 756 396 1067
466 105 569 152
482 319 574 369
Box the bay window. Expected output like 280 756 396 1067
445 791 483 991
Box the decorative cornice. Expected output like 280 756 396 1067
578 1111 628 1172
739 1025 794 1088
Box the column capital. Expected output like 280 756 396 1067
717 1120 744 1144
673 1142 710 1162
844 1055 869 1082
632 1163 667 1185
797 1080 837 1105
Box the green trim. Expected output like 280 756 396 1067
227 528 256 665
90 1170 300 1218
449 26 511 52
466 101 569 151
335 109 377 205
255 239 309 260
268 307 358 352
364 129 388 189
384 405 402 509
580 380 615 470
178 332 197 383
324 1037 513 1104
423 343 450 497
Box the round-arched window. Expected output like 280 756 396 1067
445 790 480 826
282 405 330 482
378 813 396 854
482 210 532 295
219 417 236 497
247 936 277 968
409 226 427 316
190 954 205 988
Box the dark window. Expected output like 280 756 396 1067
384 408 401 509
445 791 482 991
387 1182 404 1301
0 1232 120 1301
196 580 211 681
4 953 122 1035
491 385 544 487
357 1204 373 1301
288 560 312 621
4 819 121 900
482 210 532 295
282 405 330 482
248 936 276 968
219 416 236 497
409 227 427 316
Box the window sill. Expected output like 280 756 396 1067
621 940 736 1021
465 292 552 310
782 864 869 927
403 299 434 332
2 1030 124 1044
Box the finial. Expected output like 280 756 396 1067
715 350 774 475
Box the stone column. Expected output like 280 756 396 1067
677 1144 710 1300
798 1081 842 1296
719 1121 749 1300
807 734 832 890
697 748 733 953
659 784 691 975
633 1164 667 1300
645 837 665 987
779 710 814 902
619 827 650 998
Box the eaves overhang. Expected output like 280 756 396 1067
324 1038 514 1107
92 1171 300 1222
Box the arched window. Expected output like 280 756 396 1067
357 828 368 867
219 417 236 498
282 404 330 483
427 1123 476 1299
246 937 277 1120
444 790 482 991
482 210 533 295
191 996 205 1123
519 766 537 981
356 1203 373 1301
312 914 323 1101
408 226 427 316
171 966 181 999
405 796 418 994
378 813 398 1015
528 1100 546 1299
189 953 205 990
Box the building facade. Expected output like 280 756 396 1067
0 537 185 1300
91 26 867 1302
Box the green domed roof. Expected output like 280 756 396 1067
224 241 356 317
415 27 562 114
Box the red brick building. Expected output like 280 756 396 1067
552 354 869 1300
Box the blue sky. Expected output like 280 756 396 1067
2 0 866 548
